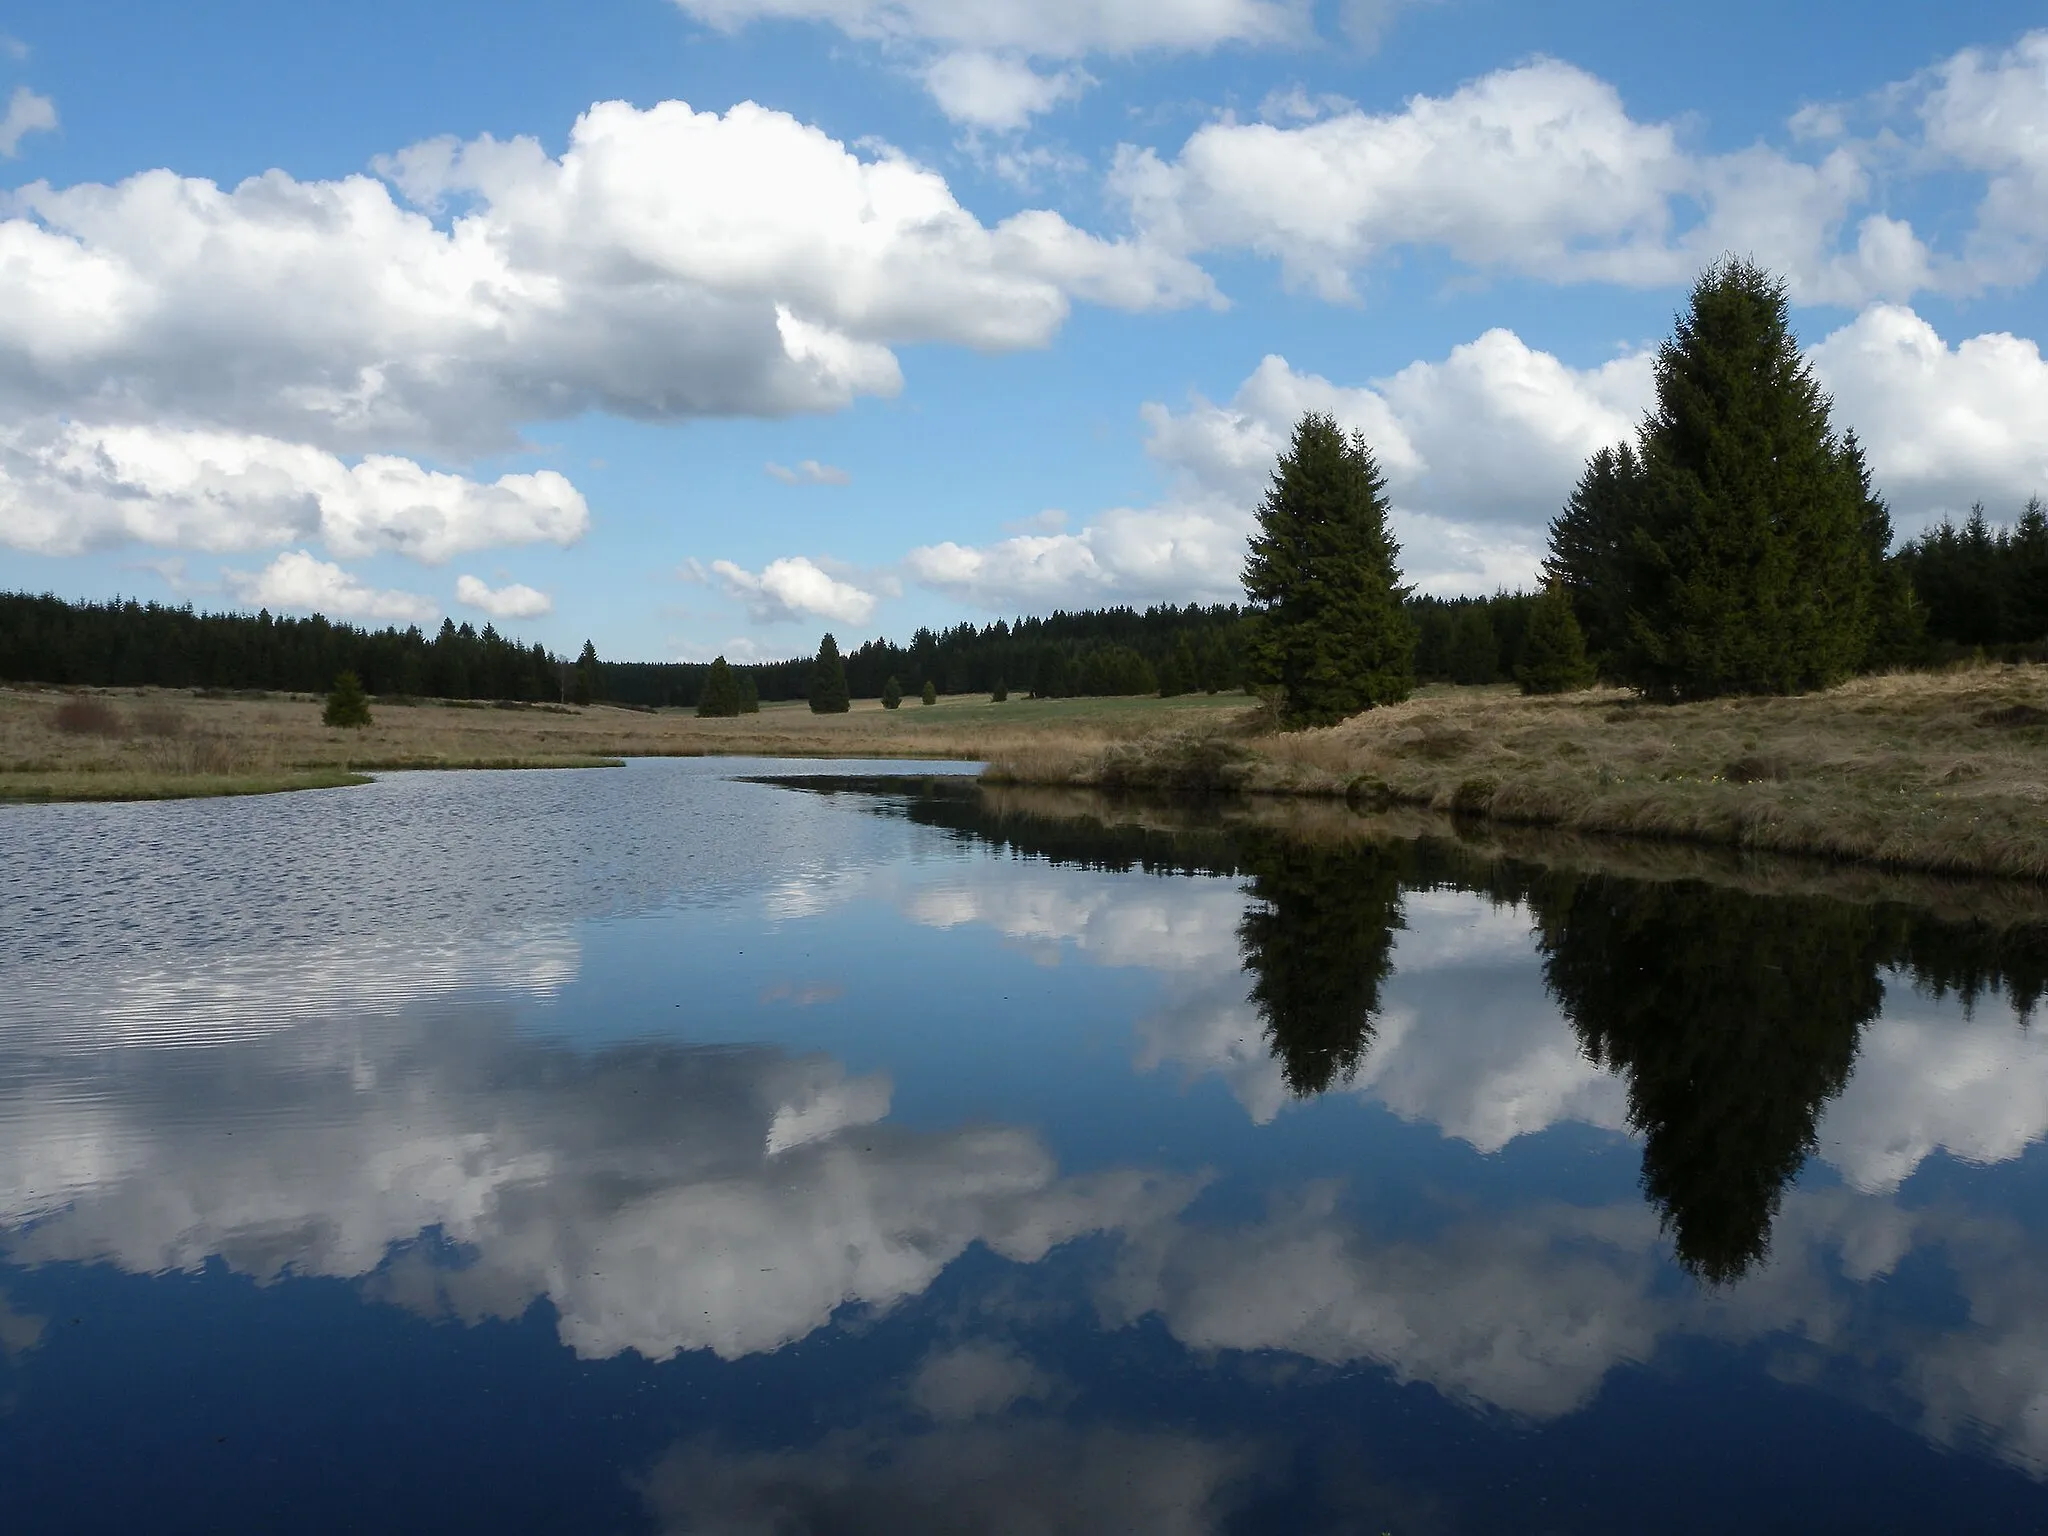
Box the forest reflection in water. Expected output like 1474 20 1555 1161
839 776 2048 1287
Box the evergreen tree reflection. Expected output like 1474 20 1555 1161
1531 874 1884 1283
1237 835 1408 1097
865 780 2047 1283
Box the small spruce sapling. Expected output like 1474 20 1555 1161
882 676 903 710
921 680 937 706
323 670 373 729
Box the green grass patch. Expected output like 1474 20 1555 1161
0 768 374 803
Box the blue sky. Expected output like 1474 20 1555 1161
2 1 2046 661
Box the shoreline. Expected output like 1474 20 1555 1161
5 668 2044 885
982 665 2048 886
847 778 2048 931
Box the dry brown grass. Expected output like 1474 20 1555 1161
1004 664 2048 881
0 686 1249 804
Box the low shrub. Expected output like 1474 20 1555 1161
53 696 124 736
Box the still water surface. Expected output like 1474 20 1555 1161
4 758 2048 1533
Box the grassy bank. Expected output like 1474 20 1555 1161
0 685 1248 804
986 664 2048 882
9 670 2045 885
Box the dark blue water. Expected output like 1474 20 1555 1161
3 759 2047 1533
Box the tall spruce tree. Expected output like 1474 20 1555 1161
1242 412 1415 727
696 655 743 717
807 632 850 714
1602 259 1878 698
572 640 602 705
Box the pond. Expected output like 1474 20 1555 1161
3 757 2047 1533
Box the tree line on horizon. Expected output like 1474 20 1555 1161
636 604 1254 713
0 596 562 701
0 593 1257 706
1 585 1614 706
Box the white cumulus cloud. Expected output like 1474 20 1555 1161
713 554 879 625
0 420 589 561
455 574 554 620
0 99 1214 464
922 52 1089 132
1112 56 1940 307
226 550 439 625
1913 30 2048 287
1811 304 2048 526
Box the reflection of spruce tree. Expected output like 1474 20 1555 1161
1238 836 1407 1097
1534 875 1881 1283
